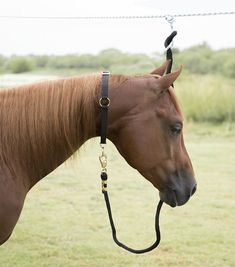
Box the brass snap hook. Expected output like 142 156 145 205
99 144 108 172
99 154 107 170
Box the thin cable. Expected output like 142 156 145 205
0 11 234 20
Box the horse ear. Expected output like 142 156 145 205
157 66 182 89
150 60 171 76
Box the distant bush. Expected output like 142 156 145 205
0 55 6 73
175 44 235 79
0 48 234 124
8 58 33 73
33 55 50 68
223 58 235 79
175 43 213 75
0 45 234 77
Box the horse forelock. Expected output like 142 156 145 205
168 87 183 118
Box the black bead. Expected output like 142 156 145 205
101 172 108 181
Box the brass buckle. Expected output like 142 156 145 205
99 97 110 108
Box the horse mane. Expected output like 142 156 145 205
0 72 180 184
0 74 127 183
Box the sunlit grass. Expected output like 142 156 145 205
0 130 234 267
176 73 235 123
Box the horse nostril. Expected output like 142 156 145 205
191 184 197 196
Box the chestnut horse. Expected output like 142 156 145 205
0 61 196 245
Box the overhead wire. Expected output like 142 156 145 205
0 11 234 20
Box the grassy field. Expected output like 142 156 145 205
0 126 234 267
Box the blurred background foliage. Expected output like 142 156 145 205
0 43 234 78
0 43 234 125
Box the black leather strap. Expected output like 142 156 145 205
100 72 110 144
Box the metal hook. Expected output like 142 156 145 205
99 144 108 172
165 15 175 31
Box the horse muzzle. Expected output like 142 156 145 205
159 183 197 207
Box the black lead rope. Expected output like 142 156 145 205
164 30 177 75
99 32 177 253
102 182 163 254
99 72 163 254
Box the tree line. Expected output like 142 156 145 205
0 43 234 78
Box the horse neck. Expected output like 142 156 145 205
0 75 100 188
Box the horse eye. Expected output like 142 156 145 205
170 123 182 136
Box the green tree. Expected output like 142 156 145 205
9 57 33 73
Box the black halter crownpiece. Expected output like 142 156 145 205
99 71 163 254
100 71 110 144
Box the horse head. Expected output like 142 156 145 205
108 61 197 207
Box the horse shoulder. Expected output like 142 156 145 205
0 170 26 245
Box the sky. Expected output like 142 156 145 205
0 0 234 56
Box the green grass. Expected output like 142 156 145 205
176 73 235 123
0 127 234 267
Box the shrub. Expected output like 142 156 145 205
9 58 33 73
